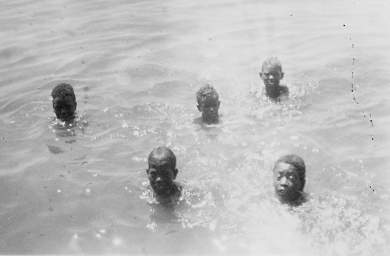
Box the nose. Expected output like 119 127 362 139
280 176 288 185
268 74 274 80
155 176 163 183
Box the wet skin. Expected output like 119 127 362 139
197 97 220 124
260 65 288 99
146 153 179 199
53 95 77 122
273 162 303 204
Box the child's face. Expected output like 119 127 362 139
273 162 303 202
260 64 284 87
53 95 77 122
197 97 220 124
147 156 177 196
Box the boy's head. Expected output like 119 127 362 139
260 57 284 88
146 146 178 197
272 154 305 204
51 83 77 122
196 85 220 124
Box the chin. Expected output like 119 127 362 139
57 115 74 122
152 185 171 196
278 191 301 204
204 116 218 123
265 84 277 88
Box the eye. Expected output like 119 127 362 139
288 174 296 180
160 170 171 179
157 164 169 171
148 169 157 178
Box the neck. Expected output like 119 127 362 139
265 85 281 98
278 191 303 206
58 114 76 123
154 184 179 203
202 115 218 124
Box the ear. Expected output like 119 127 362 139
300 176 305 191
259 72 264 79
280 72 284 79
173 168 178 179
146 168 150 175
197 104 201 112
217 100 221 107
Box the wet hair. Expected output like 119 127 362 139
148 146 176 168
274 154 305 190
261 57 283 72
51 83 76 102
196 84 219 105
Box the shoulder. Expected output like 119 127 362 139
174 182 183 193
293 192 308 207
275 85 289 102
280 85 289 95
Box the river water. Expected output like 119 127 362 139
0 0 389 254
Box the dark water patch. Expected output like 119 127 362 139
47 144 65 154
0 46 27 66
147 80 191 98
127 63 170 81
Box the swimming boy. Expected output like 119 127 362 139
259 57 289 101
146 146 182 205
51 83 77 122
195 85 220 124
272 154 306 206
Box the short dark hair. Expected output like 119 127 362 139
148 146 176 168
51 83 76 102
274 154 305 190
196 84 219 105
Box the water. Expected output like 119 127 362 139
0 0 389 254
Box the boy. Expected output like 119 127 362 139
259 57 289 101
146 146 182 205
195 85 220 124
272 154 306 206
51 83 77 122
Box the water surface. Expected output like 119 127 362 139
0 0 389 254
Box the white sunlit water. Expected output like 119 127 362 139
0 0 389 255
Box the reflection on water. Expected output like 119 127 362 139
0 0 389 254
48 113 88 138
141 181 220 230
296 194 386 256
47 114 88 154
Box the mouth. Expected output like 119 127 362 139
58 113 74 121
265 81 276 86
206 114 217 119
277 187 289 195
152 182 171 193
204 113 218 120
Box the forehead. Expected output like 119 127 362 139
273 162 297 174
148 154 173 167
262 64 282 73
53 95 75 104
200 95 219 105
